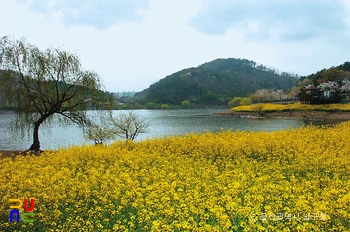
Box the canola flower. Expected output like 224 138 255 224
0 122 349 231
232 102 350 112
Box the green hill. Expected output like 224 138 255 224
301 61 350 84
137 58 298 105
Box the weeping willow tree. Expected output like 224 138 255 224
0 36 105 152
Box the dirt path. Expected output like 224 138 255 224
0 150 22 160
0 150 42 160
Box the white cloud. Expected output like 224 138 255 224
16 0 149 29
189 0 348 41
1 0 350 92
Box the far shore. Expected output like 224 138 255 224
213 110 350 121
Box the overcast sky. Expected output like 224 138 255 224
1 0 350 92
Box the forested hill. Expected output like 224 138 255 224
136 58 298 105
301 61 350 84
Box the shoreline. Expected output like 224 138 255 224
0 150 44 160
213 110 350 121
0 150 24 160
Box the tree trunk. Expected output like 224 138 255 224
29 116 47 152
29 121 41 151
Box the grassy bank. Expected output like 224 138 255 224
232 103 350 112
1 122 350 231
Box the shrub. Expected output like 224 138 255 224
250 103 265 115
181 100 191 108
240 97 252 106
161 104 169 109
228 97 242 107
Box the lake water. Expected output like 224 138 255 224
0 109 309 151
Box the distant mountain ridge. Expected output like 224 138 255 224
137 58 299 105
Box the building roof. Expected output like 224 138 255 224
304 86 320 90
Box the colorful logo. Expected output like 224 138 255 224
9 198 35 223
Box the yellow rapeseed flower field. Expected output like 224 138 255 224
0 121 349 231
232 102 350 112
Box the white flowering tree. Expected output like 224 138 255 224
339 80 350 93
254 89 279 102
276 89 284 102
317 81 340 92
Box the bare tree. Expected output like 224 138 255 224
85 124 115 145
251 103 265 116
0 36 104 151
109 111 150 141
